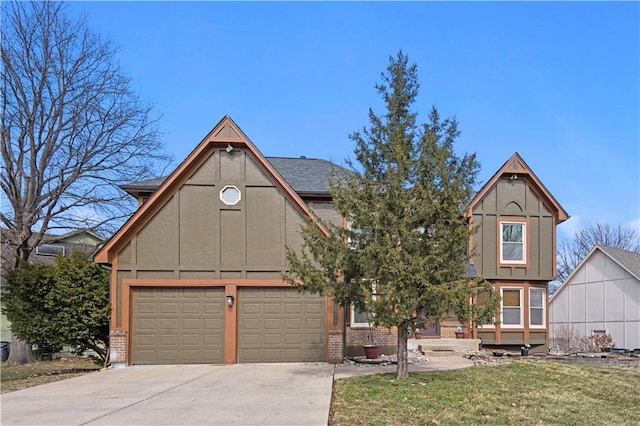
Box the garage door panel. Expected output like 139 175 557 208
138 303 156 313
264 303 282 314
285 318 302 328
264 319 281 329
160 319 178 329
285 334 303 344
203 318 223 329
138 319 156 329
182 302 200 313
132 288 224 364
160 302 178 313
284 303 302 314
238 288 326 363
159 334 178 345
182 319 201 329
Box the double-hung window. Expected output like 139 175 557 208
500 221 526 264
350 280 377 327
529 288 545 328
501 288 523 328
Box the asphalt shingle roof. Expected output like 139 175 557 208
266 157 348 195
598 245 640 281
120 157 349 196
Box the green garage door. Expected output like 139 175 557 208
132 287 225 364
238 288 326 363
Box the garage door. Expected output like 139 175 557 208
132 287 225 364
238 288 326 363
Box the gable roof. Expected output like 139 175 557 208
550 245 640 302
468 152 569 223
45 228 105 245
120 157 347 198
598 245 640 281
94 115 329 265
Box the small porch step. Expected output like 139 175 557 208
410 338 480 355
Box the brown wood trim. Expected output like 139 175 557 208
467 153 568 223
224 284 237 364
122 279 295 287
124 280 132 365
110 257 120 331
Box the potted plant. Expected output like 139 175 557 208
414 328 423 339
363 326 381 359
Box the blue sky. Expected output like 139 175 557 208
67 1 639 239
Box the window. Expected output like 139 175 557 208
501 288 523 327
476 291 495 328
351 307 373 327
35 244 65 256
529 288 545 328
500 221 526 264
350 280 377 327
220 185 241 205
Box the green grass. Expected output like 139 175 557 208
0 358 101 394
330 360 640 425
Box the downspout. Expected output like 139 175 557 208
342 305 348 361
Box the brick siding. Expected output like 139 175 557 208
109 331 127 364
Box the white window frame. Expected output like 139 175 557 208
220 185 241 206
350 280 377 327
529 288 546 328
500 221 526 264
350 306 374 327
500 287 523 328
35 244 65 256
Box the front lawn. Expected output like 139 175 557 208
330 360 640 425
0 358 101 394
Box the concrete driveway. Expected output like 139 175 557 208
0 363 334 426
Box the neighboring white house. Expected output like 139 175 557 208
549 245 640 350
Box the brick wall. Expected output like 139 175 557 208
328 330 343 363
109 331 127 364
346 327 397 346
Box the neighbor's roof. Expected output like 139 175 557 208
598 245 640 281
550 245 640 302
120 157 348 197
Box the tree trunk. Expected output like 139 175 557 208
6 336 36 364
396 326 409 379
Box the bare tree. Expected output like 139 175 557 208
1 1 171 267
556 222 640 284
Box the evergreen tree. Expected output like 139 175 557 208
284 51 498 379
2 252 110 364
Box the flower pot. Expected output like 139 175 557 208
414 332 423 340
455 331 465 339
363 345 381 359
